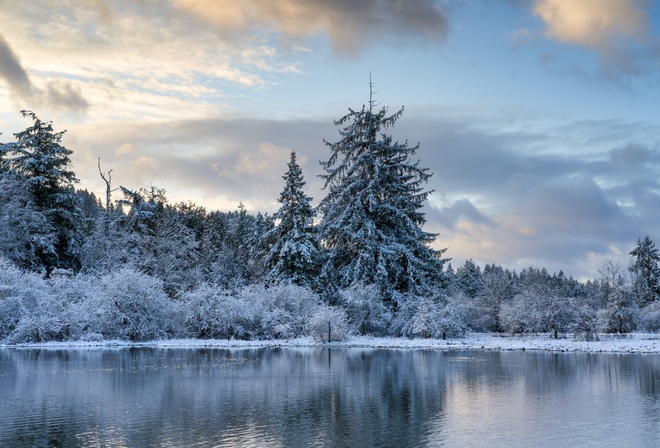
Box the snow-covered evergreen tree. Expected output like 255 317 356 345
456 259 482 298
598 277 639 334
263 151 321 288
629 235 660 306
318 87 445 302
0 171 56 271
2 111 82 272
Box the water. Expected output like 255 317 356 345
0 347 659 447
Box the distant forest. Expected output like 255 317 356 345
1 105 659 344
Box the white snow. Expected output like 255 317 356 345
5 332 660 353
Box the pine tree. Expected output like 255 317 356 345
318 86 445 302
3 111 82 272
629 235 660 305
263 151 321 288
456 259 482 298
0 171 56 271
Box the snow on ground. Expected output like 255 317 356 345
4 333 660 353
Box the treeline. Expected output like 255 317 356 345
1 105 659 344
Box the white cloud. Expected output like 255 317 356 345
533 0 647 49
236 142 292 175
115 143 135 157
531 0 656 78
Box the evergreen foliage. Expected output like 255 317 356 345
456 259 482 298
263 151 321 288
1 111 82 272
318 87 445 302
629 235 660 305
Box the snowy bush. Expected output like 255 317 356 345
180 283 254 339
0 258 28 340
0 294 21 341
392 295 467 339
179 283 321 340
8 292 66 344
597 284 639 334
338 283 392 336
450 291 493 332
46 272 97 340
257 284 322 339
570 301 599 341
87 268 176 341
307 305 349 342
640 302 660 332
499 289 583 338
0 258 71 343
498 299 528 334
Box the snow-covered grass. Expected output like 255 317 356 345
4 332 660 354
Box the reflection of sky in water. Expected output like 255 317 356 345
0 349 659 447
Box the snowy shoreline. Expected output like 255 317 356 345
4 333 660 354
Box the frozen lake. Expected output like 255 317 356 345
1 347 659 447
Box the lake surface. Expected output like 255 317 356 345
1 347 659 447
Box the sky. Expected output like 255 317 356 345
1 0 660 281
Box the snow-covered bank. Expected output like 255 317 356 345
4 333 660 354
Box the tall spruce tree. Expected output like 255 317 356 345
318 87 445 302
263 151 321 288
3 111 82 272
629 235 660 305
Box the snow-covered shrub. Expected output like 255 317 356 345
87 268 176 341
180 283 322 340
338 283 392 336
392 295 467 339
640 301 660 332
8 292 66 344
0 294 21 341
46 272 96 341
450 291 492 332
499 289 583 338
570 301 599 341
307 305 349 342
0 257 71 343
597 284 639 334
0 258 27 340
256 284 321 339
498 298 528 334
179 283 253 339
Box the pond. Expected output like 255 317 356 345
1 347 659 447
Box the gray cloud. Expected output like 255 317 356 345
46 80 89 114
430 198 496 230
0 32 32 96
173 0 449 56
0 31 89 114
610 143 660 172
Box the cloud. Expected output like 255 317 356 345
609 143 660 172
431 198 495 230
0 31 89 114
172 0 449 56
0 32 33 97
236 142 292 176
533 0 647 48
45 80 89 114
64 117 333 213
531 0 656 78
394 110 660 278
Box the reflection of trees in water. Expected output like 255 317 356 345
0 348 451 447
0 349 659 446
